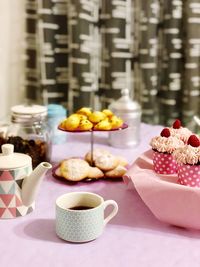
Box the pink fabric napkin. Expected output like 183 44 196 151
123 150 200 230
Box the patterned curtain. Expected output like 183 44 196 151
25 0 200 130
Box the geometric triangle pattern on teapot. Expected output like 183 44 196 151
0 166 35 219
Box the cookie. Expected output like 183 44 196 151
76 114 87 120
60 158 90 181
62 114 80 131
93 119 112 130
78 119 93 131
102 109 113 117
55 166 62 177
76 107 92 117
105 165 127 178
109 115 123 129
87 166 104 179
116 156 128 167
88 111 106 123
85 148 110 164
94 154 119 171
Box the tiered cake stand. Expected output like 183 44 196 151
58 123 128 166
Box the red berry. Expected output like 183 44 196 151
173 119 181 129
187 135 200 147
160 128 170 138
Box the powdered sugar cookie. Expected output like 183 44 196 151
55 166 62 177
60 158 90 181
105 165 127 178
94 154 119 171
116 156 128 167
85 148 110 164
87 166 104 179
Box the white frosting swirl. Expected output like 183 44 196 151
150 136 184 154
169 127 192 143
173 145 200 165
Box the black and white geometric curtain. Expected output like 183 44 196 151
25 0 200 129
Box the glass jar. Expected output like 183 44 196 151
4 105 51 168
108 89 141 148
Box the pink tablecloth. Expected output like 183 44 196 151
1 123 200 267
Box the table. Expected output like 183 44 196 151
1 123 200 267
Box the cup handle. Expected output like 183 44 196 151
103 200 118 226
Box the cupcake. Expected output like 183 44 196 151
168 119 192 143
173 134 200 187
150 128 184 174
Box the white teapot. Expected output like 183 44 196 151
0 144 52 219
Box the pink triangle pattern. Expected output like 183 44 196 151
0 194 15 207
0 208 6 217
0 198 6 208
0 198 35 218
15 196 22 207
0 171 14 181
9 208 16 217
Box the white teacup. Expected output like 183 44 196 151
56 192 118 243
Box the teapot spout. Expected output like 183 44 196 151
22 162 52 206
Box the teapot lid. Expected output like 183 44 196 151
0 144 32 170
109 89 141 113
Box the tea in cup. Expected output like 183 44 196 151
55 191 118 243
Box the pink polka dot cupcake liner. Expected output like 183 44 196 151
177 164 200 187
153 151 177 174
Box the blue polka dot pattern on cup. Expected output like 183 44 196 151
56 205 104 242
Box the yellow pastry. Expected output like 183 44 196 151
78 119 93 131
88 111 106 123
102 109 113 117
110 115 123 129
59 119 68 129
76 107 92 117
76 114 87 120
62 114 80 131
93 119 112 130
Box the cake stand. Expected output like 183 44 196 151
58 123 128 166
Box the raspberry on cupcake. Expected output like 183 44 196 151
168 119 192 143
173 134 200 187
150 128 184 174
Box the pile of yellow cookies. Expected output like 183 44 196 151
59 107 123 131
55 148 128 182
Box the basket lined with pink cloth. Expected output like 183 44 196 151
123 150 200 230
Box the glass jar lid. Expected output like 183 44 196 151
0 144 31 169
109 89 141 113
11 104 47 124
